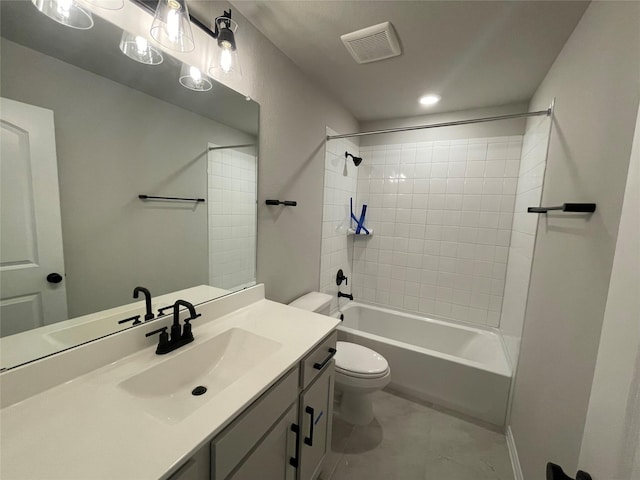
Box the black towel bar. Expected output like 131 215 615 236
139 195 205 203
528 203 596 214
266 199 297 206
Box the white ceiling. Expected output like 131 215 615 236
193 0 589 122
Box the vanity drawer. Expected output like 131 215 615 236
211 367 298 480
300 331 337 390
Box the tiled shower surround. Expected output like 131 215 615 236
208 147 257 290
501 115 551 364
346 136 524 328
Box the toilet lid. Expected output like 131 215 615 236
334 341 388 376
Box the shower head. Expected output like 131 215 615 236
345 151 363 167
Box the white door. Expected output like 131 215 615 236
0 97 68 337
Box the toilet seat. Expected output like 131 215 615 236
335 341 389 378
336 365 390 379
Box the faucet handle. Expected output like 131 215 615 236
145 326 171 355
118 314 142 325
182 313 201 342
157 305 173 317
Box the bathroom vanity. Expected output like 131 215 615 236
0 285 339 480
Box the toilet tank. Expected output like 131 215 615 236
289 292 333 316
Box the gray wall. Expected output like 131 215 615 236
359 103 528 147
1 39 254 317
578 102 640 480
508 2 640 478
229 7 359 303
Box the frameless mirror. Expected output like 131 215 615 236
0 0 259 369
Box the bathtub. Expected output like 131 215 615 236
336 302 512 427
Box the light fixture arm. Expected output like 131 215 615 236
131 0 223 42
212 10 232 39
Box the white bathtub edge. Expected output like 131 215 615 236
506 425 524 480
337 323 511 378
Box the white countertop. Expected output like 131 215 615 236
0 296 339 479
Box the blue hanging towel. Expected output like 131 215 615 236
355 204 369 234
350 197 354 229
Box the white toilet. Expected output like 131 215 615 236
289 292 391 425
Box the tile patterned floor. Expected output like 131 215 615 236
319 390 514 480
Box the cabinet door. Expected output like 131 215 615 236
298 361 335 480
167 446 210 480
228 404 298 480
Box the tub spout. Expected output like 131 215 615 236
338 292 353 301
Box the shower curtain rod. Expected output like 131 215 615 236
326 108 552 141
208 143 256 151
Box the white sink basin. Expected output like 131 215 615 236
46 316 124 346
118 328 281 423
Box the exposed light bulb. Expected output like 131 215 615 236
189 66 202 85
209 13 241 78
120 31 163 65
166 7 180 42
57 0 73 18
149 0 194 52
135 36 148 56
220 44 233 73
179 63 212 91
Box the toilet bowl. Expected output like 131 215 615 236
289 292 391 425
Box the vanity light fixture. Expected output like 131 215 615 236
83 0 124 10
31 0 94 30
119 31 164 65
179 64 213 92
419 94 441 106
208 10 241 77
150 0 195 52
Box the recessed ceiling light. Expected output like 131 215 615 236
419 94 441 106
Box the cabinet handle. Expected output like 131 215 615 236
304 406 315 446
289 424 300 468
313 347 337 370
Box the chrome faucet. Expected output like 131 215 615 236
145 300 201 355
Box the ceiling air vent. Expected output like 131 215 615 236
340 21 401 64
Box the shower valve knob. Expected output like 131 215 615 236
336 269 348 286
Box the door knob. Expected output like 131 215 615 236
46 273 63 284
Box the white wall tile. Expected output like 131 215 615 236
208 148 257 290
499 115 549 366
321 134 524 328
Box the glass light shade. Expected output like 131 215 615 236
119 31 164 65
209 17 241 78
83 0 124 10
32 0 93 29
149 0 195 53
178 64 213 92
